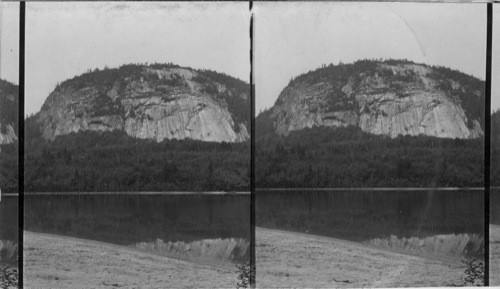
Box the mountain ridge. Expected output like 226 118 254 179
31 63 250 143
258 59 484 140
0 79 19 144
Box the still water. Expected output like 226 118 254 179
25 193 250 262
492 189 500 225
256 189 484 258
0 195 18 265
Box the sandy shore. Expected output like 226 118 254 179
256 227 467 288
491 225 500 286
24 231 240 289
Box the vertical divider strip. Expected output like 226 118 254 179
250 4 256 288
18 2 25 288
485 2 492 286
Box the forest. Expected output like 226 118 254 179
255 123 483 188
492 110 500 186
24 129 250 192
0 143 18 193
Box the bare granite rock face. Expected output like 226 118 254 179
269 61 484 139
0 80 18 144
35 65 250 143
0 124 17 145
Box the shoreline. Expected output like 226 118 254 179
24 231 240 289
490 224 500 286
256 227 467 288
257 227 480 263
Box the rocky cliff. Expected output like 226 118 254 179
34 63 250 143
263 59 484 139
0 79 18 144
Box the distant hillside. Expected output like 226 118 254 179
24 63 250 192
0 79 18 144
258 59 484 140
29 63 250 143
0 79 18 192
256 59 484 188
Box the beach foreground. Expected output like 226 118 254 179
256 227 468 288
491 225 500 286
24 231 239 289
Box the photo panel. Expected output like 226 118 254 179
255 2 486 287
0 2 19 288
255 3 486 190
490 3 500 286
24 2 251 288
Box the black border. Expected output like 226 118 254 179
18 2 25 288
485 3 492 286
249 10 256 289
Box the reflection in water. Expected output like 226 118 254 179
0 196 18 265
25 193 250 262
365 233 483 258
257 189 484 258
133 237 250 262
491 189 500 285
492 189 500 225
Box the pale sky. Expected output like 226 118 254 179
493 4 500 112
0 2 19 84
26 2 250 116
255 2 487 115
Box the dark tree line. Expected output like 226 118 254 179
0 143 18 193
255 125 483 188
25 130 249 192
492 110 500 187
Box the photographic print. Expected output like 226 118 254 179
24 2 250 288
0 2 19 288
490 3 500 286
254 2 485 287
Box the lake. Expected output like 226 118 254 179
256 189 484 258
24 193 250 262
492 188 500 225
